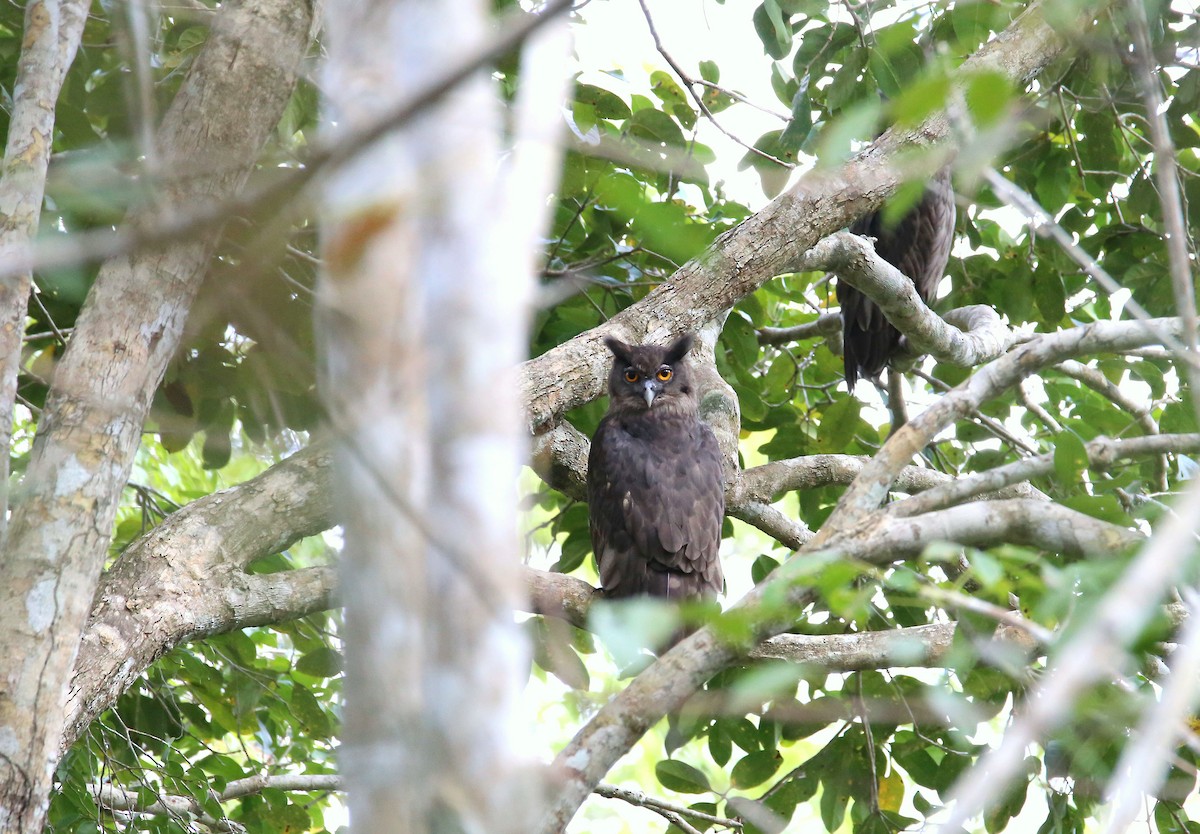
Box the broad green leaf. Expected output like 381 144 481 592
731 750 783 788
656 759 712 794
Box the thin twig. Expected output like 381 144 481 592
1053 360 1159 435
635 0 793 170
595 783 743 830
692 78 790 121
1016 378 1062 434
912 368 1040 455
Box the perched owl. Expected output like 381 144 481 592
586 334 725 601
837 165 955 389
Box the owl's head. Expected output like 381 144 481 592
603 334 698 415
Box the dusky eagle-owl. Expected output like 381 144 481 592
586 334 724 601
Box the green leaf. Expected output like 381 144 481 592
553 531 591 574
753 1 793 59
709 722 732 766
723 313 760 369
724 717 763 753
1052 431 1088 486
295 647 344 678
731 750 783 788
290 683 333 737
819 773 850 831
1154 802 1187 834
575 83 631 120
1033 262 1067 324
751 555 781 584
816 396 862 453
964 69 1016 126
656 759 713 794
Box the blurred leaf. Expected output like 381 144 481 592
656 759 712 794
732 749 783 788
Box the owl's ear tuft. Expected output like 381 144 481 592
665 333 695 365
604 337 634 365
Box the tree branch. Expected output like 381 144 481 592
727 501 813 548
1122 0 1200 418
91 774 343 833
814 318 1184 543
751 621 1038 670
596 783 740 833
1053 360 1159 435
62 442 335 752
735 454 949 504
860 499 1142 561
892 433 1200 518
0 0 91 543
812 233 1019 368
757 313 842 346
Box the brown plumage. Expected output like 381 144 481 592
837 166 955 389
586 334 724 601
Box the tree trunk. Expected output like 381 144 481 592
318 0 568 831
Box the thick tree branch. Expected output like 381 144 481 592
728 501 813 548
735 454 949 504
751 621 1039 670
857 499 1142 561
811 232 1019 368
62 442 334 752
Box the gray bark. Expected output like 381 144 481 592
0 0 90 545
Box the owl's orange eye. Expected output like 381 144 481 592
656 367 673 382
624 369 640 383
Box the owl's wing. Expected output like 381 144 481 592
587 415 725 599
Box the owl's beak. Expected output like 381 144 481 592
642 380 658 408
